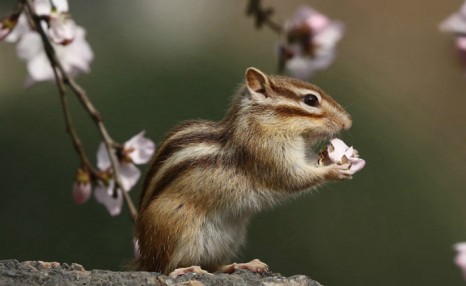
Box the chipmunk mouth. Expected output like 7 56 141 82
303 132 337 162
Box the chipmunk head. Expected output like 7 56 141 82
243 67 351 141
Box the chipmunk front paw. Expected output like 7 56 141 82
325 163 353 180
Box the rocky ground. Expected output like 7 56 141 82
0 260 322 286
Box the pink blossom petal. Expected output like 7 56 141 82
97 142 111 171
124 131 156 165
16 31 43 60
119 163 141 191
49 16 75 45
15 24 93 86
439 2 466 34
34 0 52 15
289 6 318 28
34 0 69 15
314 21 344 50
457 37 466 51
72 182 91 204
344 146 354 158
328 138 349 163
59 26 93 74
305 13 329 34
94 181 122 216
52 0 69 13
5 14 29 43
325 139 365 174
349 158 366 174
282 6 343 80
455 242 466 280
285 52 335 80
26 53 54 82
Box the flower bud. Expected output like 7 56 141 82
72 168 92 204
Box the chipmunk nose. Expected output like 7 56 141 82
342 115 352 130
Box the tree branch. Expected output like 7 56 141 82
22 0 137 221
246 0 283 34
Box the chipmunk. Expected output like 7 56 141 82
134 67 354 276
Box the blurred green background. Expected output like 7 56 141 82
1 1 465 285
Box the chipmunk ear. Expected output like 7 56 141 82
245 67 269 98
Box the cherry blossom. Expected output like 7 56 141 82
3 0 72 44
325 138 365 174
16 24 93 87
94 179 123 216
48 12 75 45
0 0 91 86
3 13 27 42
455 242 466 280
94 131 155 216
279 6 344 80
34 0 69 16
439 1 466 69
439 1 466 34
35 0 75 45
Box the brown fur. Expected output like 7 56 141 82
134 68 352 274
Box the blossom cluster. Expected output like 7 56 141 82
278 6 344 80
73 131 155 216
439 1 466 69
0 0 93 86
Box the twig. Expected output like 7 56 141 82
22 0 138 221
246 0 283 34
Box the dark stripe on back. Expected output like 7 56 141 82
140 128 223 209
145 155 221 209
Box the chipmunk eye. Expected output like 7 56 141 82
303 94 319 107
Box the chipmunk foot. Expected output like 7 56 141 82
219 259 269 274
169 266 210 278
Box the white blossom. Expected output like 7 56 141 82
439 1 466 34
48 13 76 45
455 242 466 280
94 131 155 216
3 0 72 44
34 0 69 16
94 179 123 216
2 13 27 42
279 6 344 80
16 24 93 87
124 130 156 165
327 138 365 174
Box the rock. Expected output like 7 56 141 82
0 260 322 286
